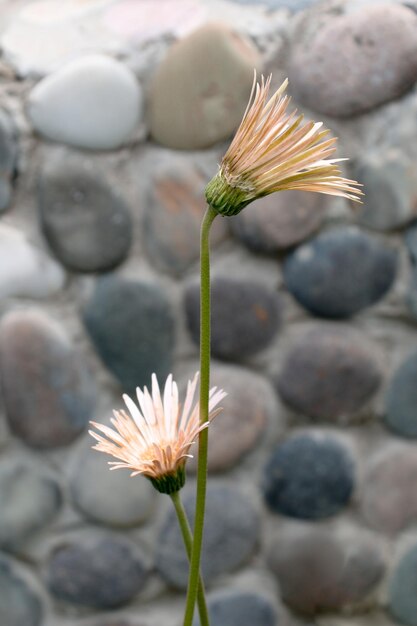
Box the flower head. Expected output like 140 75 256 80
89 373 226 494
205 74 362 216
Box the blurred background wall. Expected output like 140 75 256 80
0 0 417 625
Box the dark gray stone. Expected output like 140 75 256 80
0 109 17 212
384 352 417 437
0 457 62 551
0 310 96 448
83 276 175 393
184 278 282 360
69 437 156 527
39 160 132 272
193 590 278 626
389 543 417 625
276 325 382 420
283 228 398 318
156 484 260 588
262 433 355 519
289 4 417 117
405 221 417 264
0 559 43 626
407 268 417 319
231 191 326 253
268 526 384 615
47 536 148 608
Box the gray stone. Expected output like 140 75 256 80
143 157 228 276
0 310 96 448
0 457 62 551
231 191 327 253
289 4 417 117
47 535 148 609
389 543 417 625
268 526 384 615
187 364 275 473
0 224 65 299
0 559 43 626
193 590 278 626
276 325 382 420
39 159 132 272
28 55 142 150
262 433 355 519
283 228 398 318
229 0 317 9
83 276 175 394
407 268 417 319
384 352 417 437
355 150 417 231
184 277 282 360
360 446 417 533
149 24 261 149
0 109 17 211
0 1 122 77
69 437 156 527
156 484 260 588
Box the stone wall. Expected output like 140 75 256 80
0 1 417 625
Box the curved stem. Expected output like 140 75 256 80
170 491 210 626
183 205 218 626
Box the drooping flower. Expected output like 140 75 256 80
205 74 363 216
89 372 226 494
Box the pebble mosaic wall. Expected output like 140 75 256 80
0 1 417 625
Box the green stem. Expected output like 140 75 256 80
170 491 210 626
183 205 218 626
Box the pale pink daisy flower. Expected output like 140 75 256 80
89 373 226 494
205 74 363 216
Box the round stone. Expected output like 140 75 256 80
407 268 417 320
0 457 62 552
143 157 228 276
0 310 96 448
0 109 17 212
47 536 148 609
230 191 327 253
192 590 278 626
230 0 315 8
0 224 65 299
405 220 417 264
360 446 417 533
0 559 43 626
289 4 417 117
283 227 398 318
38 158 132 272
83 276 175 394
268 526 384 615
69 437 156 527
156 484 260 588
149 23 261 149
262 433 355 519
384 352 417 437
28 55 142 150
1 1 121 77
276 325 382 421
355 150 417 231
389 544 417 625
186 364 276 473
103 0 205 42
184 278 282 360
